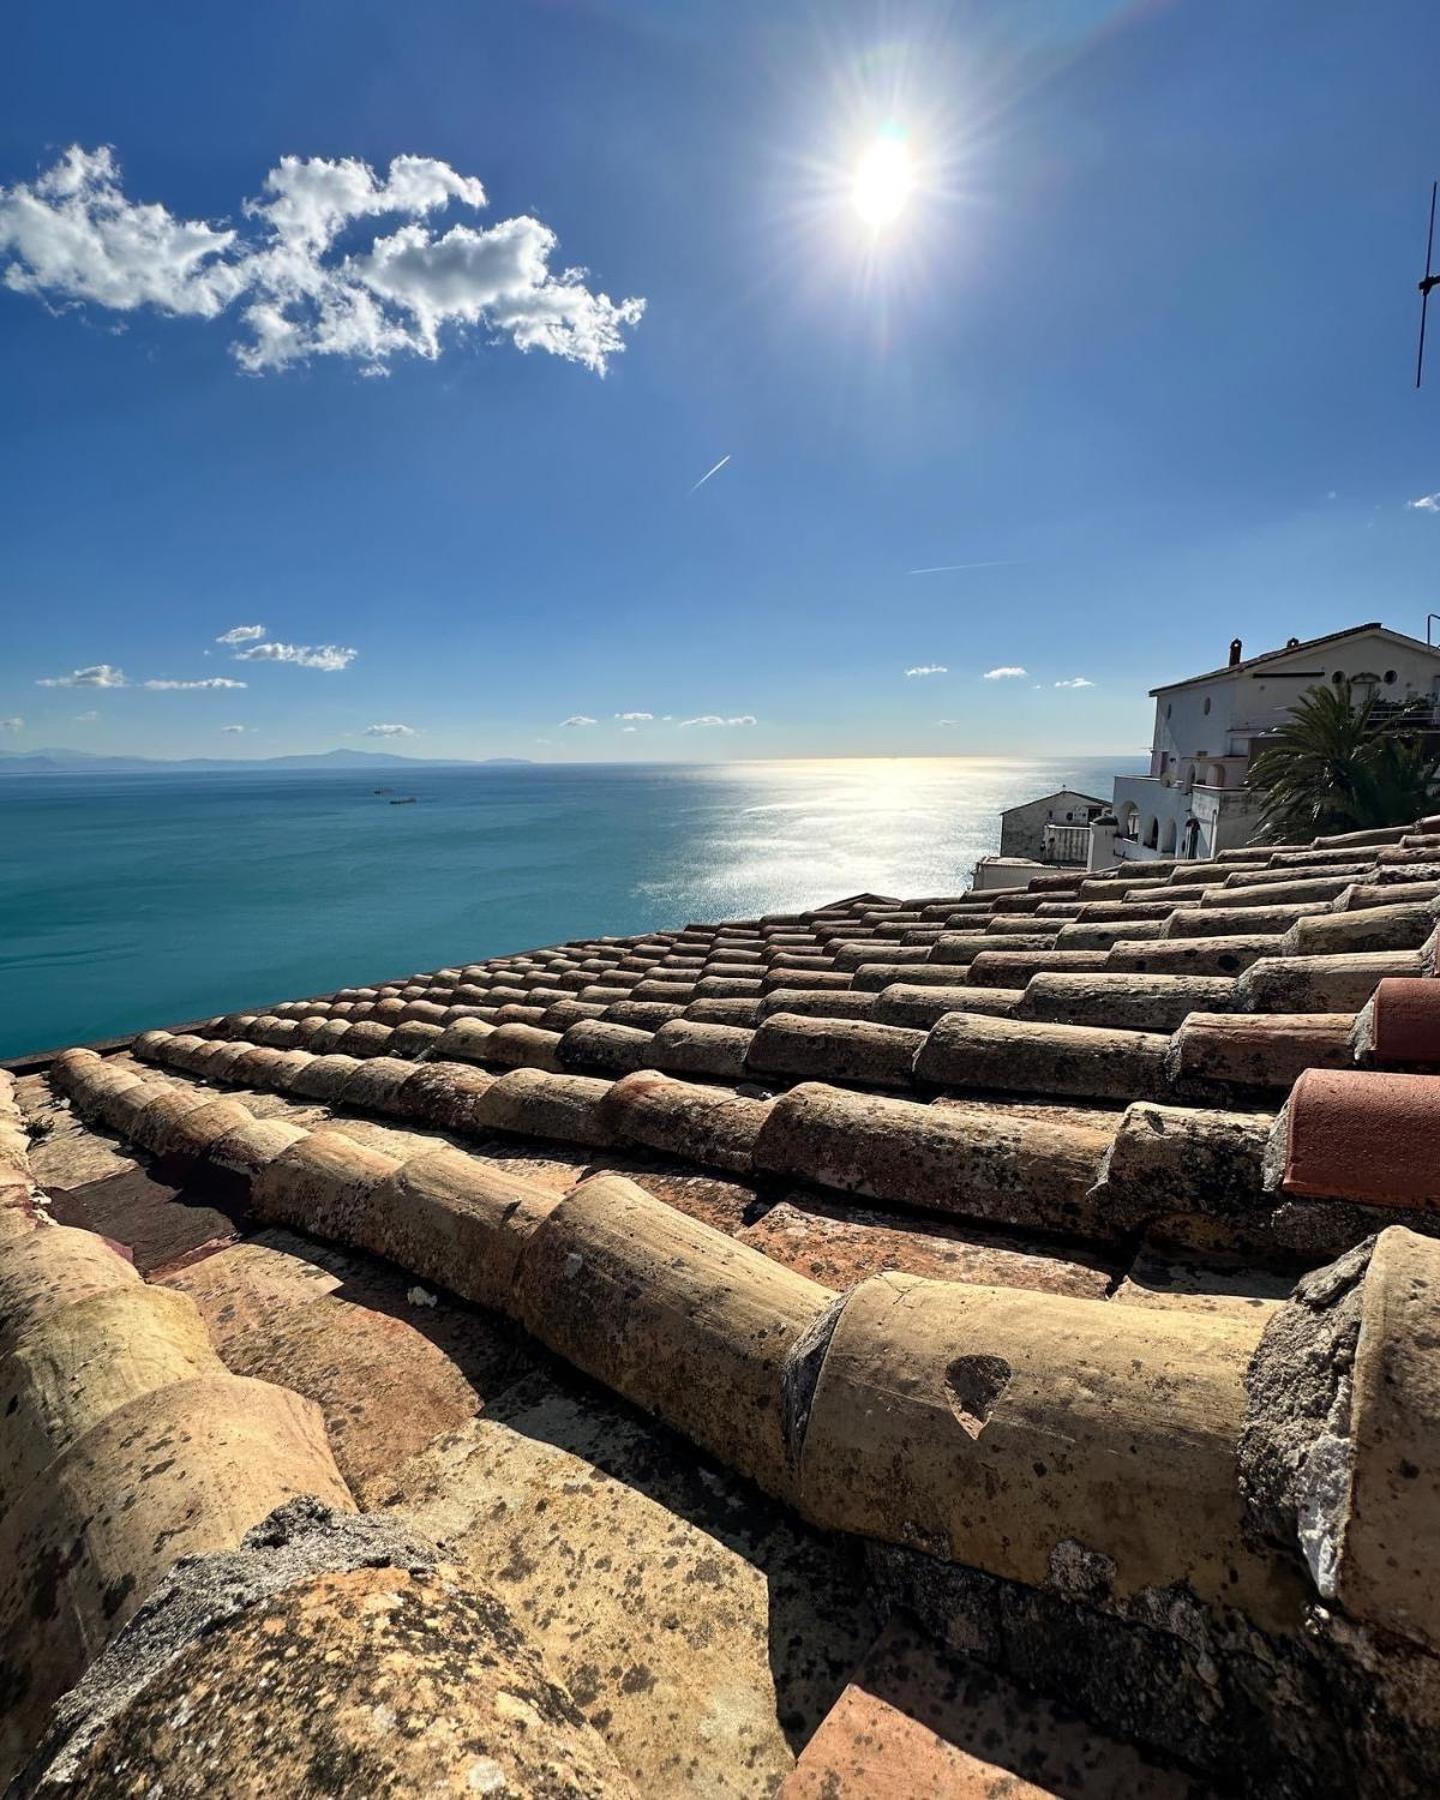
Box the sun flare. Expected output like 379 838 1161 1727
852 130 914 228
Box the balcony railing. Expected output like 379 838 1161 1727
1041 823 1090 865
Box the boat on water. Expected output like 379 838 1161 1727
390 795 418 805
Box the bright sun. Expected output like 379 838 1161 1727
852 131 914 229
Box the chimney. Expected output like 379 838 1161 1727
1228 638 1243 668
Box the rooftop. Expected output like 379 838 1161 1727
5 815 1440 1794
999 788 1107 813
1148 621 1440 694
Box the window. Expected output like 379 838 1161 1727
1166 702 1172 718
1202 696 1211 715
1332 670 1346 685
1385 669 1398 685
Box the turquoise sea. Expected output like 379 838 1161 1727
0 756 1143 1061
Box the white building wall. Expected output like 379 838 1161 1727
1111 775 1264 863
1151 631 1440 788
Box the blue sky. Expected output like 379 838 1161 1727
4 0 1440 763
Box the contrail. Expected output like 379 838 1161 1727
688 453 731 495
908 559 1026 574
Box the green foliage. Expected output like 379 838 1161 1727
1245 682 1440 843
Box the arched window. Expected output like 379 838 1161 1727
1143 815 1159 850
1203 696 1212 715
1160 817 1178 855
1119 802 1139 840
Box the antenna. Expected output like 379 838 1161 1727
1417 180 1438 388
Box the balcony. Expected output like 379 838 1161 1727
1041 822 1090 866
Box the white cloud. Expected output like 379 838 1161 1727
36 663 127 687
37 662 255 691
615 711 653 721
1053 677 1095 689
1408 492 1440 512
621 725 638 733
0 146 247 319
234 640 356 671
363 722 417 737
0 716 22 731
221 724 247 733
73 711 99 722
0 146 644 376
679 714 757 727
217 623 266 644
561 714 598 727
936 719 958 727
904 665 947 678
983 666 1027 680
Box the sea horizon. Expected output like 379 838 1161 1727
0 754 1144 1060
0 749 1148 773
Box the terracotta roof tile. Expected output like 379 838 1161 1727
12 824 1440 1790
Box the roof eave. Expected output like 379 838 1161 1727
1148 624 1440 697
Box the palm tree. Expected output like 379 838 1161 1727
1246 681 1440 842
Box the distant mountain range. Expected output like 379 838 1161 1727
0 747 536 775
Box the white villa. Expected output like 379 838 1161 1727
975 623 1440 888
1098 623 1440 867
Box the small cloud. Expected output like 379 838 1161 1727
36 663 127 688
217 623 266 645
983 666 1026 681
363 722 417 737
221 724 247 734
615 711 653 722
142 677 248 690
0 716 22 732
679 714 757 727
235 641 356 671
1408 492 1440 512
936 718 958 726
73 710 99 723
621 725 637 733
561 714 598 727
1053 677 1095 689
904 665 947 678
